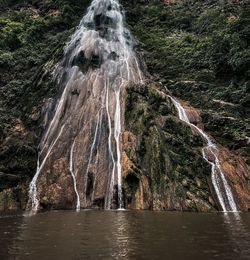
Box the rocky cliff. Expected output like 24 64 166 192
0 0 249 211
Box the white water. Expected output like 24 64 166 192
70 140 80 211
28 125 65 212
105 78 116 209
28 0 142 211
168 95 237 212
114 82 123 209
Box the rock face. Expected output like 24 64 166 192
214 147 250 211
0 184 28 211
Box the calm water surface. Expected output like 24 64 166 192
0 210 250 259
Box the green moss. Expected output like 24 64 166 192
124 83 214 211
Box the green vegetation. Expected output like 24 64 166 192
122 0 250 163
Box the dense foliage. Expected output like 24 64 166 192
122 0 250 163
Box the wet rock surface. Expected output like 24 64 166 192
27 0 142 211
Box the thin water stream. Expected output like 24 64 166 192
168 95 237 212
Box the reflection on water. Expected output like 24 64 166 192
0 210 250 259
111 212 130 258
223 212 250 259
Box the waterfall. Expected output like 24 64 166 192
28 0 142 211
168 95 237 212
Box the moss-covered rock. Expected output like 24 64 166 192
123 83 215 211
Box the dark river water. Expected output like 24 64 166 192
0 210 250 260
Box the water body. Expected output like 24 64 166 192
1 211 250 259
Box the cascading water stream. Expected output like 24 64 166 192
168 95 237 212
70 140 80 211
28 0 142 212
28 125 65 212
104 78 116 209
